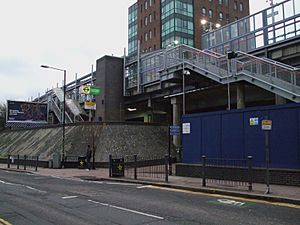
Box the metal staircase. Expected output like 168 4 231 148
158 45 300 102
51 88 85 123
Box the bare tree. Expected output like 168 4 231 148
0 102 7 130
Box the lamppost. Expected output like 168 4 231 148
182 49 190 115
41 65 66 168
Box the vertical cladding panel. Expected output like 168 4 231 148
201 114 221 158
269 108 299 169
182 116 201 163
221 112 244 159
244 110 267 167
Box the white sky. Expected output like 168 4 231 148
0 0 277 103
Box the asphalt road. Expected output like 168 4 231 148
0 170 299 225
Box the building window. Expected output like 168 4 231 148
154 44 156 50
144 32 148 41
149 14 152 23
149 30 152 39
154 11 156 20
145 1 148 10
234 1 237 10
141 4 143 12
209 9 213 18
219 12 223 21
239 2 243 12
144 16 148 26
149 0 152 7
219 0 223 4
149 47 152 52
202 7 206 16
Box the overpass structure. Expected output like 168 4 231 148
31 0 299 131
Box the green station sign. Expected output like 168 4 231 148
79 85 101 96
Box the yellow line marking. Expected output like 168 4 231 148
0 218 12 225
147 185 300 209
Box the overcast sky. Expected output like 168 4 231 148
0 0 278 103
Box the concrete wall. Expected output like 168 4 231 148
95 56 124 122
0 123 169 162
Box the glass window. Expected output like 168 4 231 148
149 30 152 39
202 7 206 16
239 2 243 12
149 0 152 7
219 0 223 5
144 32 148 41
219 12 223 21
149 14 152 23
145 1 148 10
144 16 148 26
209 9 213 18
234 1 237 10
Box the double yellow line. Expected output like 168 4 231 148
0 218 12 225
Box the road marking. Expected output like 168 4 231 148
137 185 152 189
0 218 12 225
62 196 78 199
105 182 140 186
0 179 46 193
145 186 300 209
217 199 245 207
88 200 164 220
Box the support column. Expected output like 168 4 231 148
236 83 245 109
275 95 287 105
171 97 182 148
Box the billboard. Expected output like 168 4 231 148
6 100 48 123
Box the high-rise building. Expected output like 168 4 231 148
128 0 249 56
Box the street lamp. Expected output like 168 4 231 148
41 64 66 168
182 52 191 115
201 19 221 32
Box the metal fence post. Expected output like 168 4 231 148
17 155 20 169
248 156 253 191
35 156 39 172
109 154 112 177
7 155 10 168
24 155 27 170
202 155 206 187
134 154 137 180
165 154 168 182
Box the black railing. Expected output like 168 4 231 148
202 155 253 191
7 155 39 171
109 154 169 182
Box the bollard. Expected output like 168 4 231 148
202 155 206 187
109 154 112 177
134 154 137 180
17 155 20 169
7 155 10 169
24 155 27 170
165 154 169 182
35 156 39 172
248 156 253 191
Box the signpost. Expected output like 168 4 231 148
262 118 272 194
79 86 101 96
168 125 181 175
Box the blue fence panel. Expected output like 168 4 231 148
201 114 222 158
182 103 300 169
269 108 299 169
221 112 245 159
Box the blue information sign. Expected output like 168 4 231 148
169 125 181 136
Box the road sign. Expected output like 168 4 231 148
249 117 259 126
169 125 180 136
182 123 190 134
79 86 101 96
262 119 272 130
84 102 96 110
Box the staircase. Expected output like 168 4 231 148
51 88 85 123
159 45 300 102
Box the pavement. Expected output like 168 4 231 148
1 164 299 206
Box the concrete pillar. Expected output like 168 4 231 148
236 83 245 109
171 97 182 148
275 95 287 105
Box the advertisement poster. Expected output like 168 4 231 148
7 100 48 123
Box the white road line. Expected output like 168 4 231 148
62 196 78 199
105 182 140 186
137 185 152 189
87 200 164 220
0 179 46 193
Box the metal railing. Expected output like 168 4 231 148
7 155 39 171
202 156 253 191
